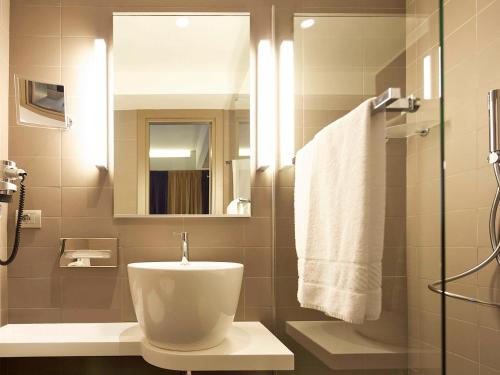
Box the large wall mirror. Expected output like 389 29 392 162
113 13 251 217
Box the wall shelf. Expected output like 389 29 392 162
0 322 294 372
286 321 410 370
385 120 440 139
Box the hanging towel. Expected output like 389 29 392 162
294 98 386 324
232 159 251 201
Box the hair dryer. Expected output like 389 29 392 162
0 160 27 266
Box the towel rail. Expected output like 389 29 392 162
291 88 421 165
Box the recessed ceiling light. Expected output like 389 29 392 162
238 148 250 157
300 19 315 29
176 17 189 28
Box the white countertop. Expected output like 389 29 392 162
286 321 409 370
142 323 294 371
0 322 294 371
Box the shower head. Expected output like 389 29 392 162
488 89 500 163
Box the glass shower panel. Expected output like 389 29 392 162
440 0 500 373
275 6 443 375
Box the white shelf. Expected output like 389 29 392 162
286 321 409 370
0 322 294 372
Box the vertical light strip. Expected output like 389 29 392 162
279 40 294 168
423 54 432 100
94 39 108 169
438 46 442 98
257 39 275 170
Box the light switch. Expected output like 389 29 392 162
16 209 42 228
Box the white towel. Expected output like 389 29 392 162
232 159 250 201
294 98 386 324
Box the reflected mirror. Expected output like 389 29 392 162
14 75 71 129
113 13 251 217
148 122 211 215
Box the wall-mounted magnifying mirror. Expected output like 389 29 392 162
14 75 72 129
113 13 251 217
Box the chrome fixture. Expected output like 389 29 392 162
488 89 500 164
174 232 190 264
429 89 500 307
415 128 430 137
371 87 420 114
59 238 118 268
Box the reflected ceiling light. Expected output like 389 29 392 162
238 148 250 157
150 149 191 158
94 38 108 170
279 40 295 168
423 54 432 100
176 17 189 28
300 19 315 29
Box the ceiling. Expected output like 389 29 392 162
149 123 209 150
113 14 250 110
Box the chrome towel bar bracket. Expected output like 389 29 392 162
372 88 420 114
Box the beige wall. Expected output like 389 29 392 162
7 0 273 325
442 0 500 374
6 0 408 327
0 0 9 326
407 0 500 375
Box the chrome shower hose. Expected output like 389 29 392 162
428 163 500 307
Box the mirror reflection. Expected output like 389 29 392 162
14 76 71 129
148 122 211 215
113 14 251 217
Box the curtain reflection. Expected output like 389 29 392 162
168 171 202 214
149 171 209 215
149 171 168 214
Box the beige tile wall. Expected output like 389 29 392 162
3 0 422 374
7 0 274 325
5 0 408 328
0 0 9 326
406 1 500 375
443 0 500 374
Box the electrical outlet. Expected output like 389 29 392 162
15 209 42 228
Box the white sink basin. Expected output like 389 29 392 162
128 261 244 351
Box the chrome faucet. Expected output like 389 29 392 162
174 232 189 264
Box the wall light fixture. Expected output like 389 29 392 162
279 40 294 168
257 39 275 171
94 38 108 170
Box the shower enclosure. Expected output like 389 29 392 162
272 1 488 374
